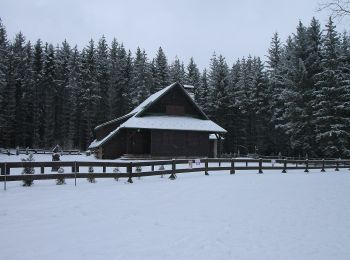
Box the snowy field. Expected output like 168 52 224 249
1 154 350 260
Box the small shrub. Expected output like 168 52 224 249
135 166 142 179
56 167 66 185
113 167 120 181
158 165 165 178
87 166 96 183
22 153 35 186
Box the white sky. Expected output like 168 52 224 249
0 0 348 69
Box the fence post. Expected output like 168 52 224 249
103 166 106 173
169 159 176 180
40 165 45 174
230 158 235 174
304 159 309 173
321 159 325 172
0 163 4 176
4 162 6 191
282 159 287 173
127 162 133 183
258 158 263 174
205 160 209 175
335 159 339 171
74 161 77 187
151 164 154 172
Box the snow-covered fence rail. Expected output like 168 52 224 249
0 149 81 155
0 158 349 190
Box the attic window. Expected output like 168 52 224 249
166 105 184 115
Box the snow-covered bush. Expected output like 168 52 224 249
158 165 165 178
87 166 96 183
113 167 120 181
56 167 66 185
136 166 142 179
22 153 35 186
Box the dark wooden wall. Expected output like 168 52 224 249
102 129 127 159
151 130 210 157
126 129 151 154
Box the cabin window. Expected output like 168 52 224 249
166 105 184 115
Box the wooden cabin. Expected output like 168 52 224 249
89 82 226 159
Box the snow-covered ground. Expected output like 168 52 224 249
1 154 350 260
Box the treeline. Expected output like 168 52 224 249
0 17 349 157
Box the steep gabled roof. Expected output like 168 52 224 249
89 82 226 149
136 82 208 119
94 83 175 131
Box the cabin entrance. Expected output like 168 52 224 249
126 129 151 155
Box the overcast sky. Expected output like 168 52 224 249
0 0 348 69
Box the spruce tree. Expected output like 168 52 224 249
3 32 26 148
186 57 201 101
197 68 209 110
68 46 82 148
207 54 230 130
110 43 132 118
153 47 170 92
42 43 56 148
109 38 119 118
131 47 152 106
313 18 350 157
0 18 9 146
266 32 282 72
32 39 44 147
55 40 72 146
225 60 241 153
80 40 100 149
96 36 110 124
170 56 185 84
21 41 35 147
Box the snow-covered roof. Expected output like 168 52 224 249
89 127 121 149
89 116 226 149
209 134 217 140
209 134 225 140
95 113 134 131
123 116 226 133
130 83 175 115
94 83 175 131
89 82 226 149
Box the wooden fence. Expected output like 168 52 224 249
0 149 81 155
1 158 349 190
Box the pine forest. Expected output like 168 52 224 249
0 17 349 158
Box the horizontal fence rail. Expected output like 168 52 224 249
1 158 350 190
0 149 81 155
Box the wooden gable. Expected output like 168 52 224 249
138 84 206 119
